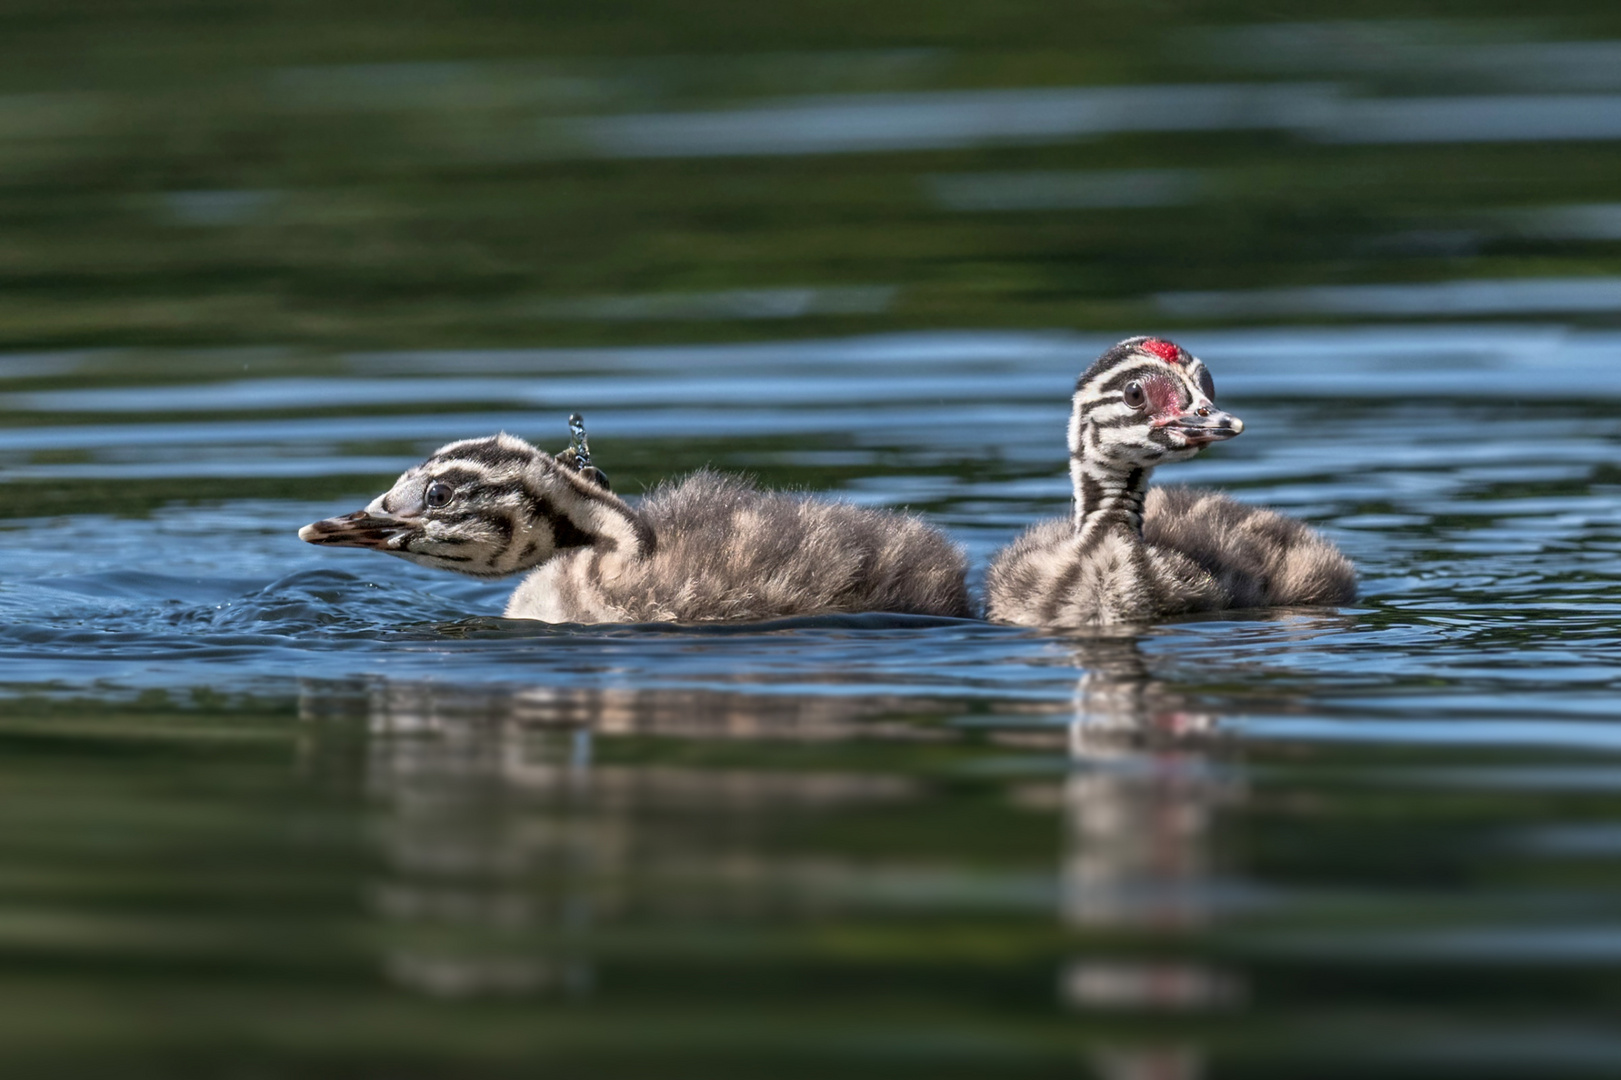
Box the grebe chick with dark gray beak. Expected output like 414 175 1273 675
299 416 972 624
986 336 1356 627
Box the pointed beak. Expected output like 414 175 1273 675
298 510 414 550
1160 407 1245 445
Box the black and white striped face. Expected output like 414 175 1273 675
298 433 609 578
1068 336 1244 471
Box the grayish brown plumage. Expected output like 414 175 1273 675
987 336 1357 627
298 426 971 624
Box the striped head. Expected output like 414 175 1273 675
1069 336 1243 474
298 432 651 577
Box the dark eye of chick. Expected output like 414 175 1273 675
425 481 454 508
1122 382 1147 410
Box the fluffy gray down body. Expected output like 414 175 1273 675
986 486 1357 627
506 470 972 623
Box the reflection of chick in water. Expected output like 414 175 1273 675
297 679 928 999
1069 632 1218 744
1068 610 1355 747
1058 614 1349 1067
1059 632 1242 1080
1060 632 1231 934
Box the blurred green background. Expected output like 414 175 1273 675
5 0 1621 350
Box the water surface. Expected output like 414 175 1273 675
5 324 1621 1079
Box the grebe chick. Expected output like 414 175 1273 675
299 418 972 623
986 336 1356 627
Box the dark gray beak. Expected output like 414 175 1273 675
1162 407 1245 444
298 510 413 550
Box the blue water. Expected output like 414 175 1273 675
8 328 1617 715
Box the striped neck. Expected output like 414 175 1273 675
541 463 656 564
1071 460 1150 543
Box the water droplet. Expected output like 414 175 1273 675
567 412 591 469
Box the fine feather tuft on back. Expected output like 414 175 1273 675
1144 487 1357 607
504 469 972 622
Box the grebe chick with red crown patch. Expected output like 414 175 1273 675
299 417 972 624
986 336 1356 627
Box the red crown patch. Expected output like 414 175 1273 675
1140 338 1184 364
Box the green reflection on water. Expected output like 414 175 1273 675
8 673 1621 1077
4 4 1621 349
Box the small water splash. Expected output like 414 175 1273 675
567 412 590 465
564 411 612 491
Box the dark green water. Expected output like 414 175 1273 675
4 4 1621 1077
